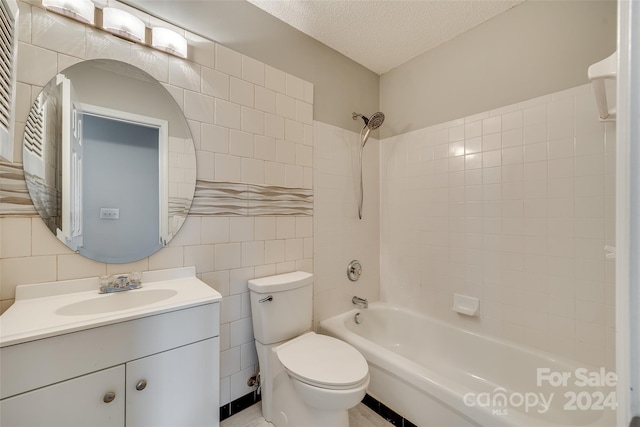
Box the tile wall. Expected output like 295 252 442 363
0 0 313 406
313 121 380 328
380 84 616 368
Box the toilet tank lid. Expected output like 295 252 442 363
248 271 313 293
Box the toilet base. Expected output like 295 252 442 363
271 408 349 427
255 337 368 427
270 369 351 427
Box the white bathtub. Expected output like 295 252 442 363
320 302 616 427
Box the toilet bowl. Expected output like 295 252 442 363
258 332 369 427
248 272 370 427
277 332 370 409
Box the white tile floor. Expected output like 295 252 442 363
220 402 393 427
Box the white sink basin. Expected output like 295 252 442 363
55 289 179 316
0 267 222 347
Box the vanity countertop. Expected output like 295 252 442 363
0 267 221 347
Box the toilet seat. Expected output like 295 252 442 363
276 332 369 390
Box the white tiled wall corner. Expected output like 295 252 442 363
2 0 314 407
380 83 615 368
312 122 380 329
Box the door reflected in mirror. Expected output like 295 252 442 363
23 59 196 264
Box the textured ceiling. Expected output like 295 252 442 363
247 0 525 75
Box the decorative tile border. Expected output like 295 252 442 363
190 180 313 217
0 162 36 216
189 181 249 216
0 165 313 217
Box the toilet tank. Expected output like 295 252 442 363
248 272 313 345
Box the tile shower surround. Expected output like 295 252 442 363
312 121 381 328
380 83 616 368
0 0 313 407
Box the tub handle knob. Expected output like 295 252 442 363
259 295 273 303
347 260 362 281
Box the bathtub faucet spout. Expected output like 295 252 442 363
352 296 368 309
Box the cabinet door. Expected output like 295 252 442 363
126 337 219 427
0 365 125 427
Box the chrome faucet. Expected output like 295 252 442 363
352 296 368 309
99 273 142 294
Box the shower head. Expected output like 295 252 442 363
353 111 385 146
353 111 385 130
365 112 385 130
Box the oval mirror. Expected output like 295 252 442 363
23 59 196 264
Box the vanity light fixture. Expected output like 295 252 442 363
42 0 95 24
40 1 190 59
101 7 145 43
151 27 188 58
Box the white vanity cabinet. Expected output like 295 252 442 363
0 268 222 427
1 337 218 427
0 365 126 427
126 338 218 427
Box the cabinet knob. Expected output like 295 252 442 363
136 380 147 391
103 392 116 403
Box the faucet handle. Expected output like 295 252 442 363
129 272 142 288
347 260 362 281
100 275 112 288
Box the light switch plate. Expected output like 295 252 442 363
100 208 120 219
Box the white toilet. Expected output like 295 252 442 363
248 271 369 427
